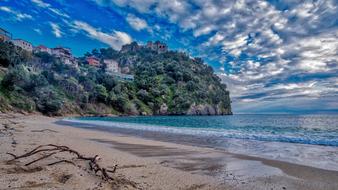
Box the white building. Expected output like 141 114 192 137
104 59 120 73
114 73 134 81
12 39 33 52
34 45 52 54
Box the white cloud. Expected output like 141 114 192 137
93 0 156 13
31 0 70 18
73 21 132 50
31 0 50 8
0 6 33 21
126 14 148 31
49 7 70 18
204 32 225 46
50 22 63 38
193 25 215 37
0 6 11 12
33 28 42 35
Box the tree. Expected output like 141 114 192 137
91 49 100 58
0 41 30 67
29 74 49 89
34 52 54 63
94 84 108 103
0 41 232 115
1 65 31 91
34 86 63 115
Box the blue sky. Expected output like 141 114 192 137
0 0 337 114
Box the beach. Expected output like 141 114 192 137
1 113 338 190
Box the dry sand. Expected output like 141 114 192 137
1 113 338 190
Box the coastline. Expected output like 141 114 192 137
1 114 338 190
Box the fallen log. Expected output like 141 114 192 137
7 144 118 181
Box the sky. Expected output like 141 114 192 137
0 0 337 114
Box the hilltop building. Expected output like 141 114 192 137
104 59 120 73
52 46 77 65
12 39 33 52
86 56 100 67
120 41 168 54
34 45 52 54
0 28 12 42
146 41 168 53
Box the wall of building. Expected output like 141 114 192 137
34 46 52 54
146 41 168 53
104 59 119 73
87 57 100 67
12 39 33 52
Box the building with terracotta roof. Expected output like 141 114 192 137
12 39 33 52
86 56 100 67
34 45 52 54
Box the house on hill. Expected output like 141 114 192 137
120 41 168 54
52 46 77 66
103 59 134 81
12 39 33 52
104 59 119 73
86 56 100 67
34 45 52 54
0 28 12 42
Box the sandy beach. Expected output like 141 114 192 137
1 113 338 190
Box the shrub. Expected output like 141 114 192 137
34 86 63 115
1 65 31 91
94 84 108 103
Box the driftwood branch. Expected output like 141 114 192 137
7 144 117 181
25 151 61 166
48 160 76 166
31 129 58 133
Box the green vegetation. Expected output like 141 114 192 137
0 41 231 116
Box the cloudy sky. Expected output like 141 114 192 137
0 0 337 113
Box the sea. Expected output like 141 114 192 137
59 114 338 171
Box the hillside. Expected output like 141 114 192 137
0 41 232 116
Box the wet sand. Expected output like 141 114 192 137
1 113 338 190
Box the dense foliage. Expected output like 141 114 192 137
0 41 231 116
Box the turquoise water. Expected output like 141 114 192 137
70 114 338 147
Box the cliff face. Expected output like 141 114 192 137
153 103 232 116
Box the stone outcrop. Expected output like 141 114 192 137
120 42 140 53
187 103 232 115
159 103 168 115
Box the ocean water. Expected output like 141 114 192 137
68 114 338 146
61 114 338 170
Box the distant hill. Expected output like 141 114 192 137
0 41 232 116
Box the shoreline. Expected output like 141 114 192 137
1 114 338 190
58 117 338 172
